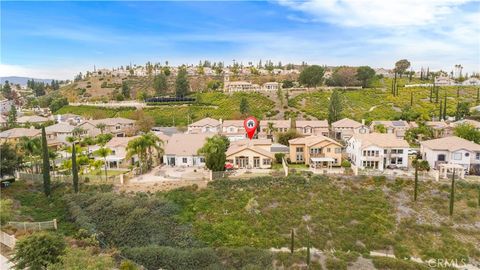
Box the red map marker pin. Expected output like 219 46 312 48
243 116 258 140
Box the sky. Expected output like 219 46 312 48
1 0 480 80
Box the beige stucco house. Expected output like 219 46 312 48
288 135 343 168
226 139 274 169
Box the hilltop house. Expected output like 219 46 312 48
163 133 212 167
420 136 480 173
462 77 480 86
226 139 274 169
331 118 369 140
187 117 221 134
288 135 343 168
435 75 455 86
76 121 102 137
0 99 15 115
346 133 410 171
55 114 83 125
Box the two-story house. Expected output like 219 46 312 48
369 120 410 139
346 133 410 171
331 118 369 140
221 120 247 141
420 136 480 174
288 135 343 168
90 117 136 137
226 139 274 169
187 117 221 134
295 120 329 136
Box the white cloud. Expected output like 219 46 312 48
277 0 474 27
0 64 78 80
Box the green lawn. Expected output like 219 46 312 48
57 92 275 126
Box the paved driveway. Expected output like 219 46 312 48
0 254 13 270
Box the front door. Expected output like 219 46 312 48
169 157 175 166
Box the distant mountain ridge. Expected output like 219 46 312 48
0 76 56 86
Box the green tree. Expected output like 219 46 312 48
12 232 66 270
7 105 17 127
71 142 79 193
450 169 456 216
2 81 13 99
0 143 22 177
175 68 189 97
41 127 51 197
282 79 294 88
121 81 131 98
0 199 13 224
298 65 325 87
453 123 480 143
328 66 359 87
394 59 411 77
412 158 430 201
239 97 250 115
95 147 112 181
276 129 301 146
126 133 162 173
455 102 470 120
290 229 294 254
95 123 107 134
198 135 229 171
356 66 375 88
153 73 168 95
17 137 42 173
328 90 342 125
48 247 114 270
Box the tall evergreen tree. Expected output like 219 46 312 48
443 94 447 120
7 105 17 127
290 229 294 254
71 142 79 193
41 127 51 197
239 97 249 115
439 101 443 121
328 90 342 125
175 68 189 97
410 91 413 106
449 169 456 216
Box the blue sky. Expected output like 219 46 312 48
1 0 479 79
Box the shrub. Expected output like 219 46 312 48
13 231 66 270
48 247 114 270
325 257 347 270
372 257 429 270
275 153 285 164
0 199 13 224
122 245 220 270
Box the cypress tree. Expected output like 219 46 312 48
410 91 413 107
435 86 439 103
290 229 294 254
71 142 79 193
414 164 418 201
328 90 342 125
439 101 443 121
449 169 455 216
429 85 433 103
443 94 447 120
41 127 51 197
477 88 479 103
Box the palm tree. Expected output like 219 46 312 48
412 157 430 201
126 133 163 174
72 127 85 141
17 137 42 173
48 150 59 176
266 122 276 139
96 123 107 134
95 147 112 181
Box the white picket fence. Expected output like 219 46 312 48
7 219 57 232
0 231 17 249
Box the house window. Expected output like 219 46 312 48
438 154 446 161
397 157 403 165
116 125 121 130
182 157 188 163
335 148 341 154
397 149 403 154
296 147 304 153
453 153 462 160
327 148 331 153
476 153 480 160
200 157 205 163
263 159 271 165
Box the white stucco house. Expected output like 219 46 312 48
346 133 410 171
221 120 247 141
420 136 480 174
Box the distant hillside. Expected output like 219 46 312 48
1 76 55 86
